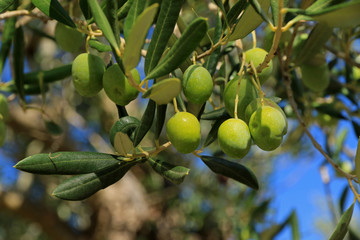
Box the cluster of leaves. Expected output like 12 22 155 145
1 0 360 238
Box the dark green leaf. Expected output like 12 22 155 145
289 211 300 240
295 23 332 66
260 210 295 240
88 0 120 56
0 17 16 74
200 155 259 189
226 0 248 26
88 39 112 52
14 152 129 175
79 0 91 19
155 104 167 139
110 116 140 145
123 3 159 73
145 18 208 80
148 158 190 184
329 202 355 240
351 120 360 138
203 118 225 147
213 0 228 28
123 0 146 41
105 0 120 47
13 26 25 102
249 0 272 24
229 0 270 41
145 0 184 74
176 94 186 112
133 100 156 146
0 0 15 13
32 0 75 28
142 78 181 105
52 160 138 200
117 0 134 19
339 186 349 214
271 0 289 26
45 120 63 135
23 64 72 84
201 107 228 120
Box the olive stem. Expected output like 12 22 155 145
126 71 146 93
251 30 257 49
173 98 179 113
0 9 49 21
347 178 360 204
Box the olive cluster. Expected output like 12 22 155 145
167 48 288 159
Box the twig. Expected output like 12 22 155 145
325 45 360 68
0 9 49 21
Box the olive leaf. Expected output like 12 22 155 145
14 152 127 175
145 18 208 80
229 0 270 41
32 0 76 28
0 0 15 13
142 78 181 105
123 0 146 41
355 138 360 184
123 3 159 73
13 26 25 102
114 132 133 155
117 0 134 19
52 160 139 200
329 202 355 240
148 158 190 184
145 0 185 74
203 118 226 148
109 116 140 145
155 104 167 139
133 100 156 146
200 155 259 190
23 64 72 84
0 17 16 74
226 1 248 27
201 108 228 120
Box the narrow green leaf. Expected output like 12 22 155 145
145 18 208 80
117 0 134 19
200 155 259 190
123 0 146 41
105 0 120 47
155 104 167 139
13 26 25 102
133 99 156 146
79 0 91 19
249 0 272 24
52 160 138 200
329 202 355 240
355 137 360 183
6 83 49 95
339 186 349 214
295 23 332 66
32 0 75 28
226 0 248 27
0 17 16 74
229 0 271 41
148 158 190 184
201 107 228 120
213 0 229 28
123 3 159 73
14 152 129 175
289 211 300 240
145 0 184 74
142 78 181 105
110 116 140 145
23 64 72 84
45 120 63 135
88 0 120 56
0 0 15 13
271 0 289 26
204 11 222 76
203 118 225 147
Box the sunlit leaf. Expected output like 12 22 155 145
123 3 159 73
142 78 181 105
148 158 190 184
200 156 259 190
114 132 133 155
32 0 75 28
123 0 146 40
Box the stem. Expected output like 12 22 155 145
251 30 257 49
0 9 49 21
173 98 179 113
126 71 146 93
347 178 360 204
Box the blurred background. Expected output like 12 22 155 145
0 0 360 239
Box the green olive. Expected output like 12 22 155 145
55 23 83 53
103 64 141 106
166 112 201 154
224 75 258 120
244 48 273 84
72 53 106 97
218 118 251 158
249 106 287 151
182 65 213 104
244 98 287 134
300 63 329 92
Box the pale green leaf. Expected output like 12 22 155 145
148 158 190 184
142 78 181 105
329 203 355 240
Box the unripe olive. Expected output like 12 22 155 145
244 98 287 134
224 75 258 120
249 106 287 151
103 64 140 106
72 53 106 97
244 48 273 84
55 23 83 53
218 118 251 158
300 63 329 92
0 94 9 121
166 112 201 154
182 65 213 104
